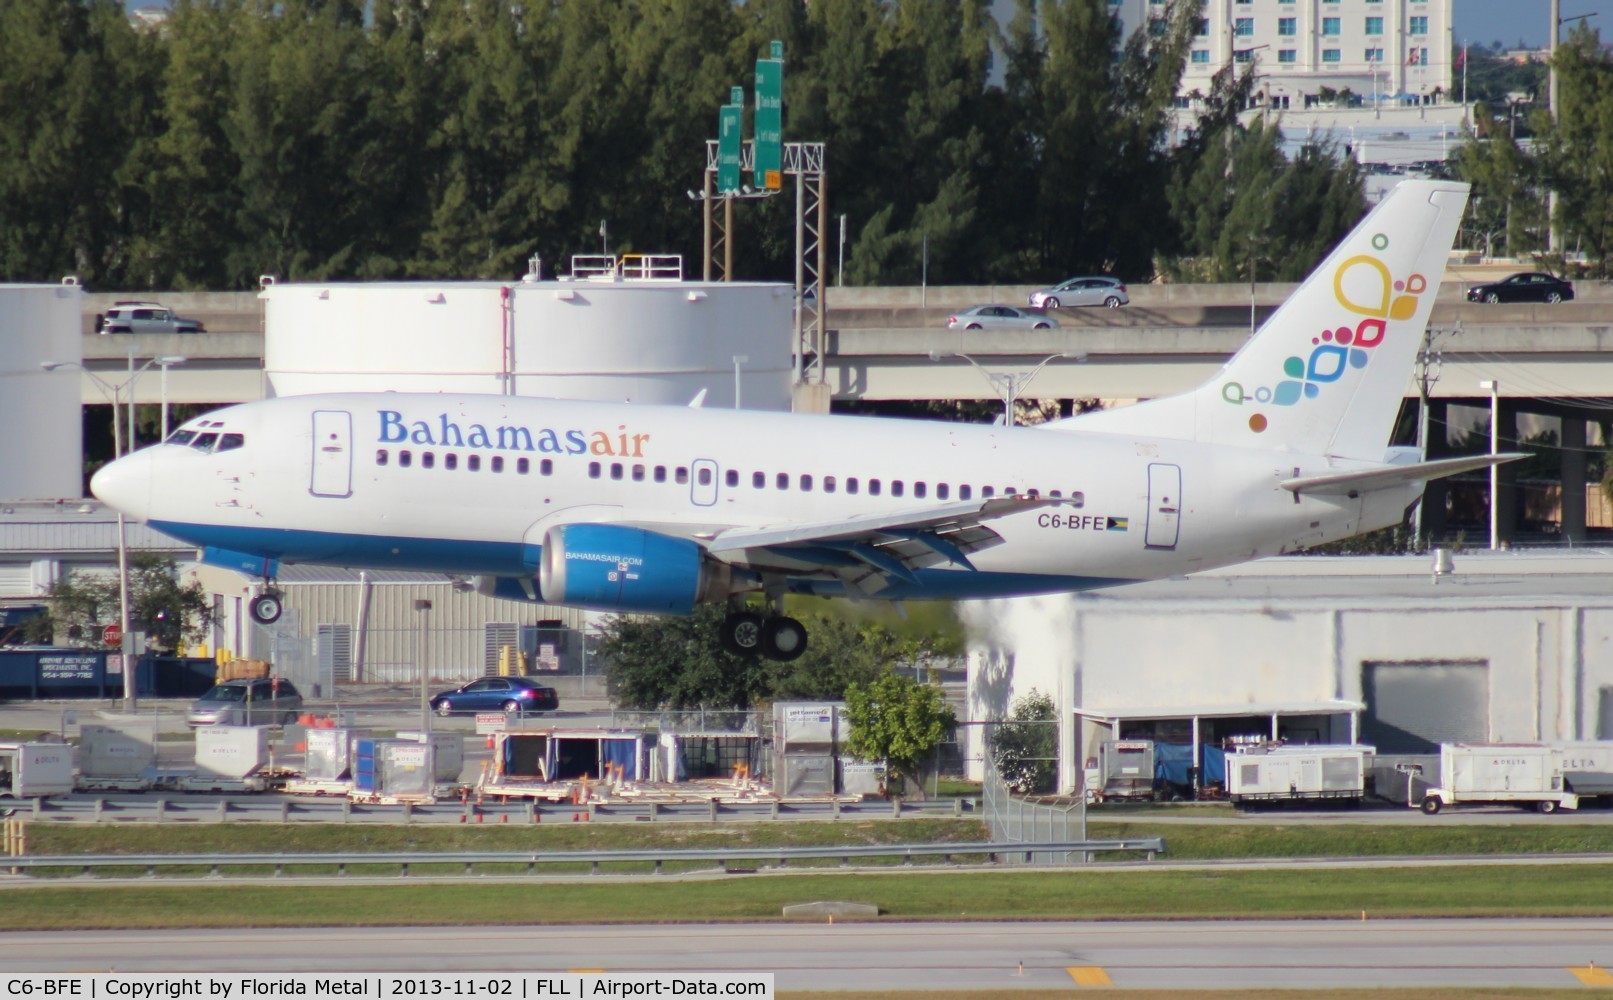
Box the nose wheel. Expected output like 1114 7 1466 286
248 591 284 625
721 610 808 662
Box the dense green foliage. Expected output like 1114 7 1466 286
0 0 1371 290
24 552 217 653
599 604 947 710
843 671 955 797
987 688 1057 793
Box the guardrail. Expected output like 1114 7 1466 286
1 839 1166 879
7 795 979 825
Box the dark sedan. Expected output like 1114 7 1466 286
1466 272 1575 304
430 676 559 716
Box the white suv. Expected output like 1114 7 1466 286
95 301 206 334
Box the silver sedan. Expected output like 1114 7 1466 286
946 304 1060 330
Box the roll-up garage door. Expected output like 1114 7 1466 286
1361 660 1488 753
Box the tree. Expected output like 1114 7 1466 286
25 553 217 654
1456 105 1543 259
598 604 908 710
988 688 1057 794
842 670 954 799
1538 26 1613 276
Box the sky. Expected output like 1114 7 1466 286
1456 0 1613 48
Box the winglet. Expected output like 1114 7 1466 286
687 389 708 408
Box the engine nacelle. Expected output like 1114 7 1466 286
538 523 730 614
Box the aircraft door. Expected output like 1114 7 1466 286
310 410 354 498
690 459 719 507
1145 462 1180 549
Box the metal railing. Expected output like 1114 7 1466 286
3 839 1165 879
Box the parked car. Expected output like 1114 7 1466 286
946 304 1060 330
1029 276 1129 309
95 301 206 334
1465 272 1575 304
186 678 303 727
430 676 559 716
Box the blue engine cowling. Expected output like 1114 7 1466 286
538 523 728 614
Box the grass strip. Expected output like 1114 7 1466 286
3 863 1613 929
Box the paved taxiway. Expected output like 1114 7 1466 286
2 921 1612 991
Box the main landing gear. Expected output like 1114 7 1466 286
248 588 284 625
720 608 808 662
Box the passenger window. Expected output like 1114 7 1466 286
540 459 553 476
1027 488 1039 498
422 452 435 470
675 467 689 485
400 450 412 468
491 456 504 473
1069 492 1085 508
654 466 667 483
633 465 645 482
468 455 480 472
216 433 244 452
588 462 601 479
1005 486 1016 495
376 449 389 466
914 481 926 499
801 474 813 492
697 467 712 486
776 473 789 490
937 483 949 500
847 477 860 495
960 485 972 500
869 479 882 496
752 472 765 489
517 457 529 475
982 486 994 498
611 463 624 480
824 476 836 494
1050 490 1061 498
725 469 738 488
891 480 904 498
444 453 458 471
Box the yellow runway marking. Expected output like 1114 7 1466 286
1066 966 1113 986
1570 966 1613 986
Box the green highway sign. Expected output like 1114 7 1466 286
754 42 783 190
717 93 743 195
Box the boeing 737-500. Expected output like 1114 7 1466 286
91 180 1517 661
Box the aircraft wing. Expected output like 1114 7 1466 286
1280 453 1530 497
701 495 1066 595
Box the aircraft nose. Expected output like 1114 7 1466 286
90 450 155 522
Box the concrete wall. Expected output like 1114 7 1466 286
2 283 84 499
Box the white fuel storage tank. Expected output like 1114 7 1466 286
262 266 793 410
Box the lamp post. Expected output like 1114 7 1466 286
41 354 186 713
1479 379 1500 550
928 351 1086 427
731 355 748 409
414 599 433 733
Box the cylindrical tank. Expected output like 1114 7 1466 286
262 276 793 410
1 281 84 498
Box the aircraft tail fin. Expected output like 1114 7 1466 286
1056 180 1470 462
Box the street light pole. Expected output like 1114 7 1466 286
1480 379 1500 550
928 351 1086 427
414 599 433 733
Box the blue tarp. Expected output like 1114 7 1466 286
1154 744 1227 786
602 737 638 778
1201 744 1226 785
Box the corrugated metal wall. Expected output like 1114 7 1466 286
276 579 589 685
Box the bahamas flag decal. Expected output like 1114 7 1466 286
1106 517 1129 532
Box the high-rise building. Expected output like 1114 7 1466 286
1110 0 1453 109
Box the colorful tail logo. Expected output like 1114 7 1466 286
1220 234 1427 435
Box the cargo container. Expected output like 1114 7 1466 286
1085 740 1155 802
1225 744 1373 803
1420 743 1579 814
0 742 75 807
77 721 157 781
194 726 271 780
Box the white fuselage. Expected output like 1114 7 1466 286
96 392 1416 601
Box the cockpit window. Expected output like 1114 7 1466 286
216 433 245 452
166 430 196 446
191 432 219 451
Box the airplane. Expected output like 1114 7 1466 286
91 180 1520 662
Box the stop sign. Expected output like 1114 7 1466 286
102 624 123 647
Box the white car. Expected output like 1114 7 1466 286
946 304 1059 330
96 301 206 335
1029 277 1129 309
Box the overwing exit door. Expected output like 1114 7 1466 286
310 410 353 498
1145 462 1180 549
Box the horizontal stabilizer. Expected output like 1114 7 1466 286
1280 453 1530 496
